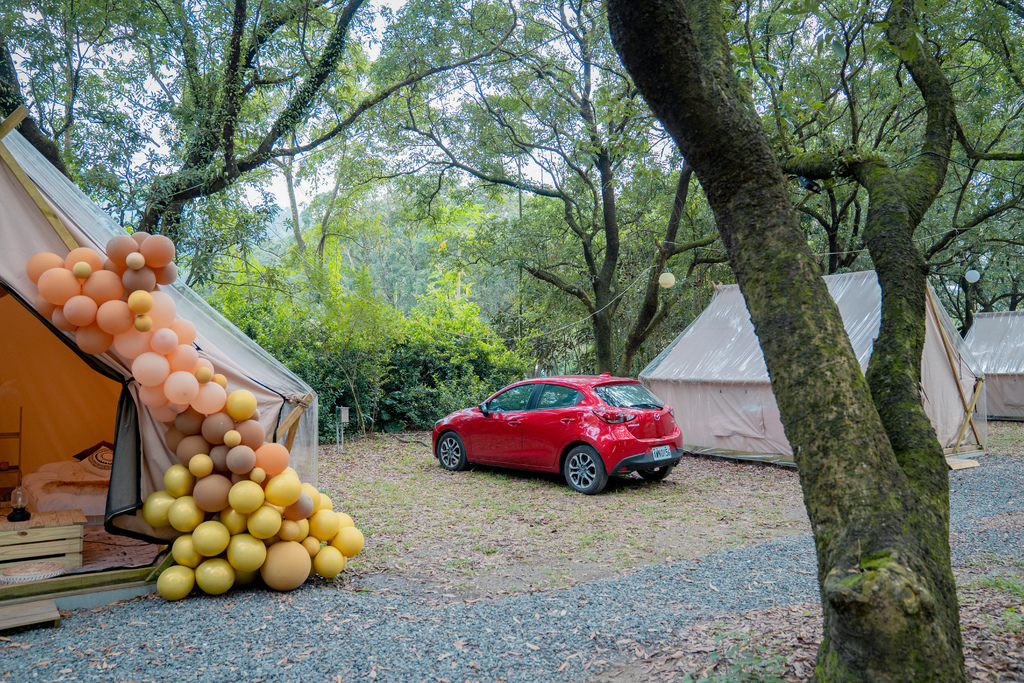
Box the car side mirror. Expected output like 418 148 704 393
479 402 490 416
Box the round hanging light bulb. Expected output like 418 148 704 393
658 272 676 289
965 269 981 284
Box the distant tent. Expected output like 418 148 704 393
0 122 318 541
965 311 1024 420
640 271 986 465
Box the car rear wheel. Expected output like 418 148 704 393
436 432 468 471
637 464 674 482
563 445 608 494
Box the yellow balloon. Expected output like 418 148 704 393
301 535 322 558
171 534 203 568
142 490 176 527
336 512 355 529
195 366 214 384
315 493 334 513
220 508 249 535
300 483 321 511
223 429 242 448
264 473 301 507
295 518 310 542
247 505 283 540
309 509 340 542
192 520 231 556
195 558 235 595
212 373 228 388
260 541 311 591
227 479 265 514
157 565 195 601
314 546 347 578
234 568 259 586
72 261 92 279
279 519 300 541
225 390 257 421
163 464 195 498
167 496 204 532
134 314 153 332
128 290 154 314
188 453 214 478
331 526 365 558
282 467 298 479
227 533 268 572
249 467 266 484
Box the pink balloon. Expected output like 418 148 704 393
51 307 77 331
139 383 169 408
113 328 152 359
149 290 176 329
169 319 196 346
150 327 179 355
132 351 171 387
63 295 99 327
164 370 200 405
191 381 227 415
96 299 135 335
168 401 190 414
167 344 200 372
76 323 113 355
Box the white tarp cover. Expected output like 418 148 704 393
0 129 318 541
965 311 1024 419
641 270 987 464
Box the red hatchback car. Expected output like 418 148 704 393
431 374 683 494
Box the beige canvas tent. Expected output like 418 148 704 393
640 271 987 465
0 115 318 543
965 311 1024 420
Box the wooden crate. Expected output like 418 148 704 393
0 509 86 570
0 598 60 631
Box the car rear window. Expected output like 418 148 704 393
594 383 664 409
536 384 584 409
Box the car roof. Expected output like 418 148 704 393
518 374 639 388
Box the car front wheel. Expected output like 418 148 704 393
436 432 468 471
563 445 608 494
637 464 674 482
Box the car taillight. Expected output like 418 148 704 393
594 410 635 424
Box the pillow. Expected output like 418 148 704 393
73 442 114 478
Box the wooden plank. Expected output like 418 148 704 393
0 106 28 140
0 525 84 546
276 392 314 444
0 560 162 603
0 141 79 250
0 598 59 631
925 287 982 449
0 538 82 566
947 457 980 471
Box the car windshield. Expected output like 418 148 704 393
594 383 664 409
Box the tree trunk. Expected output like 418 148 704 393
607 1 965 680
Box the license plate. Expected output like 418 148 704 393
652 445 672 461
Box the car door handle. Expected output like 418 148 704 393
560 417 577 424
508 420 521 427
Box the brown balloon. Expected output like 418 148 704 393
175 434 212 467
165 426 185 453
209 444 230 472
175 407 205 436
235 420 266 450
226 445 257 475
122 266 156 293
192 474 232 513
201 412 235 445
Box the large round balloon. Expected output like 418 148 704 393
201 412 234 445
106 235 140 268
96 300 134 335
141 490 176 527
192 382 227 415
195 558 235 596
157 565 195 601
265 473 301 507
132 352 171 387
235 420 265 450
140 234 176 268
170 319 196 345
112 328 152 359
163 464 195 498
331 527 365 557
167 344 200 373
150 328 179 355
225 390 257 421
246 505 282 540
122 266 156 293
314 546 347 578
82 269 124 304
26 252 66 284
176 434 212 467
175 407 205 436
148 290 177 329
220 508 249 535
167 495 204 532
260 541 311 591
309 509 340 542
75 323 113 355
227 480 265 514
64 247 104 273
191 520 231 556
164 370 200 405
154 263 178 285
38 267 81 305
254 443 289 477
192 473 232 513
171 534 204 568
226 534 267 573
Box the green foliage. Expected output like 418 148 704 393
979 575 1024 600
680 632 790 683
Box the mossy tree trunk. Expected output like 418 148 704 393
608 0 965 680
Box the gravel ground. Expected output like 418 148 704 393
3 454 1022 683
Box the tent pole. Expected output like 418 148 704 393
925 286 982 446
0 106 28 140
0 137 79 251
951 376 985 454
277 391 315 449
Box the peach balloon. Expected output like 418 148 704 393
167 344 200 372
149 290 176 329
175 407 205 436
96 300 134 335
141 234 175 268
33 294 57 318
201 412 234 444
154 262 178 285
26 252 65 284
165 370 200 405
38 267 81 305
212 374 228 389
75 323 113 355
122 266 156 293
150 328 179 355
82 270 123 304
168 401 189 414
139 383 168 408
103 258 126 275
131 232 151 248
51 307 77 331
64 247 104 273
170 319 196 345
113 328 152 359
132 352 171 387
63 295 98 327
106 235 139 267
192 382 227 415
254 443 289 476
149 404 178 423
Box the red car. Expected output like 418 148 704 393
431 374 683 494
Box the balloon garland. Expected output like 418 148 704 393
26 233 363 601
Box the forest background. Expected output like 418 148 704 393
2 0 1022 440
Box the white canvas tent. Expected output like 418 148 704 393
965 311 1024 420
0 119 318 542
640 271 986 465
